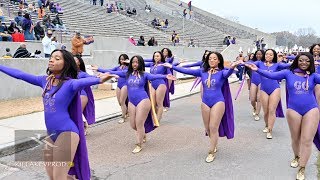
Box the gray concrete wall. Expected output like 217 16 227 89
0 41 94 57
0 37 220 100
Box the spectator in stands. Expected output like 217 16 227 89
37 0 42 8
44 0 50 8
151 18 157 28
71 31 87 56
0 20 13 41
189 10 193 19
126 7 133 16
42 30 56 57
3 48 12 58
0 7 4 22
223 36 228 45
160 20 165 28
28 2 37 14
171 31 177 46
55 3 63 14
52 14 66 31
145 4 151 12
188 38 195 47
235 51 245 82
93 0 97 5
231 37 236 44
38 5 46 19
226 36 231 46
188 1 192 11
179 2 182 6
117 2 123 10
49 1 56 13
42 14 54 29
100 0 103 6
164 19 169 28
14 12 24 26
13 43 31 58
128 36 136 46
183 9 187 18
34 21 45 40
18 1 25 10
137 36 145 46
7 21 21 35
132 8 137 15
22 13 35 40
255 39 260 50
147 37 155 46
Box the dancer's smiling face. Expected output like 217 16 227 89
48 51 64 73
265 50 274 62
298 55 310 71
208 53 219 68
313 45 320 56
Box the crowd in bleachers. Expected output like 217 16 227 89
223 36 236 46
128 35 158 46
151 18 168 30
0 0 67 42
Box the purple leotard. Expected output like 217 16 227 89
257 69 320 116
172 66 233 108
109 71 167 106
254 61 290 95
248 60 261 86
98 65 128 89
145 62 171 89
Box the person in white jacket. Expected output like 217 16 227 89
42 30 57 58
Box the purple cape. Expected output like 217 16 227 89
83 87 95 125
68 92 91 180
205 80 235 139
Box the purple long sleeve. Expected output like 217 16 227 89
145 72 167 81
97 66 118 73
71 77 101 91
277 63 291 70
145 62 153 67
173 66 201 77
286 55 296 60
144 58 153 62
166 57 174 64
257 69 288 80
108 70 127 78
182 61 202 68
222 68 235 78
78 71 95 78
0 65 45 87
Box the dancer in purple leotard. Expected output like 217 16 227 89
308 44 320 113
149 48 175 111
163 52 241 163
92 54 129 124
246 52 320 180
74 55 96 136
0 49 116 180
145 51 171 121
248 50 264 121
251 49 290 139
106 55 176 154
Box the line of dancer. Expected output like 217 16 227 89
2 46 320 180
